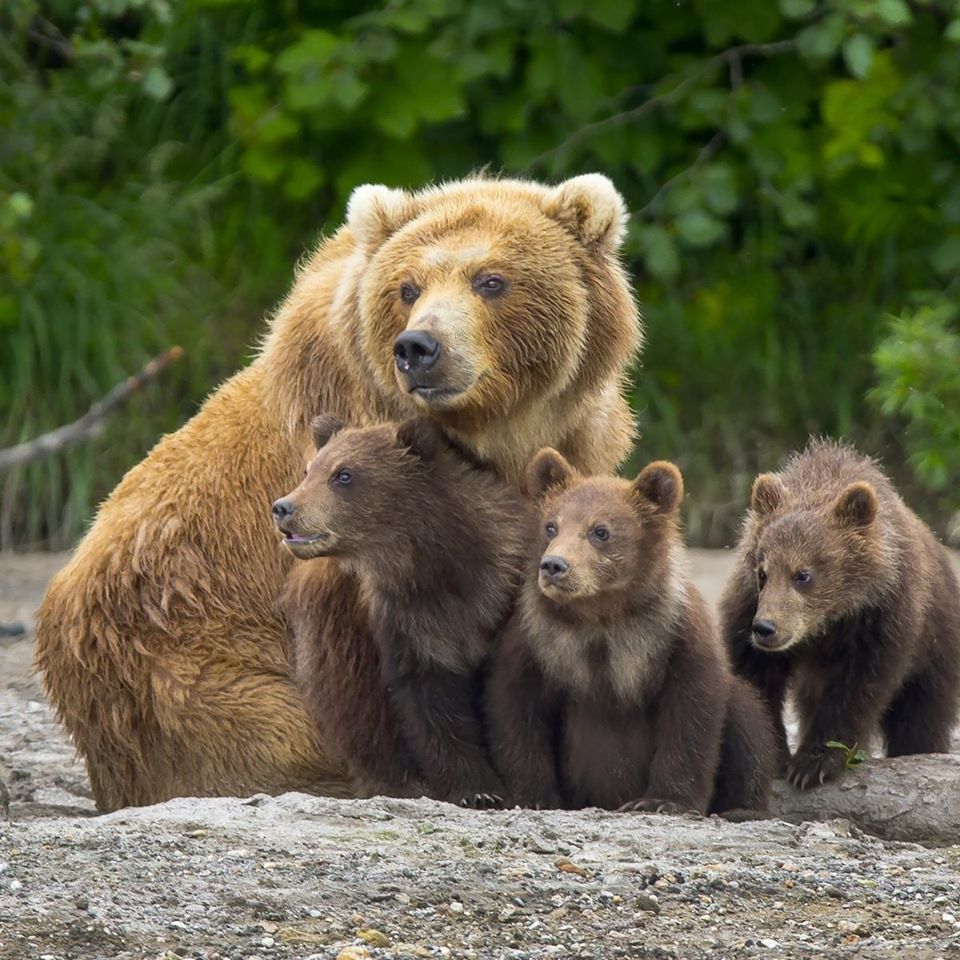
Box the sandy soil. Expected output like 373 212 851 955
2 549 960 960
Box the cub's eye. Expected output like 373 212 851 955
334 469 353 486
399 282 420 304
591 525 610 543
758 568 767 588
545 522 557 539
792 569 813 587
475 274 506 297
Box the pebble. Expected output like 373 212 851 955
837 920 870 937
8 880 22 892
942 912 957 925
449 900 464 915
336 949 371 960
260 937 275 947
759 939 780 949
525 833 557 854
636 894 661 915
357 928 391 948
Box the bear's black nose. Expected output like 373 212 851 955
394 330 441 374
752 618 778 642
272 498 295 524
539 555 569 579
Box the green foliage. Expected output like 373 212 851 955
872 302 960 503
825 740 869 770
3 0 960 545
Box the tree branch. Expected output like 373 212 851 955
634 131 725 220
522 40 794 174
0 347 184 472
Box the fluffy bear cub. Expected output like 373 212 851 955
274 415 529 807
486 450 774 814
720 439 960 790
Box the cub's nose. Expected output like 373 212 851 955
539 555 569 579
394 330 441 374
752 618 779 644
272 498 295 525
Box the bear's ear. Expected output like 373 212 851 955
311 414 344 451
346 184 420 249
543 174 628 253
526 447 576 500
632 461 683 514
396 417 444 461
751 473 786 517
833 481 877 528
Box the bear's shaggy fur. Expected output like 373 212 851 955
35 174 641 810
720 439 960 790
486 450 774 814
277 416 529 805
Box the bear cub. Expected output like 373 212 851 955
486 449 775 814
720 439 960 790
274 415 529 807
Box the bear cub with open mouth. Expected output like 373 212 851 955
720 439 960 790
274 415 529 806
486 449 775 813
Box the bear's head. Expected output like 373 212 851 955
748 473 889 652
271 414 446 563
524 448 683 615
346 174 639 431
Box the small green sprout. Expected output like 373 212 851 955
826 740 868 770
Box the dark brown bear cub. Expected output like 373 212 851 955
486 450 774 814
720 439 960 790
275 416 529 807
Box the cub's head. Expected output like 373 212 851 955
748 473 888 652
347 174 639 429
525 448 683 610
271 415 445 561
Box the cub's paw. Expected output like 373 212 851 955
786 748 847 790
458 792 504 810
619 798 701 817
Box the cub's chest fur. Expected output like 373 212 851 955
522 603 678 705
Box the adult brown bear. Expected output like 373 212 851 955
35 174 642 811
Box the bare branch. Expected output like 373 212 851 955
634 131 726 220
0 347 185 472
522 40 794 174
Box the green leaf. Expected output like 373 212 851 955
675 208 725 247
637 225 680 281
843 33 874 79
700 164 738 216
876 0 912 25
946 19 960 43
142 65 173 101
275 30 341 74
796 13 845 62
583 0 637 31
779 0 816 17
284 158 324 200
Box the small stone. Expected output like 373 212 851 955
308 909 322 918
9 880 22 892
758 939 779 949
260 936 275 948
635 894 661 915
448 901 464 915
392 945 431 958
525 833 557 854
942 912 957 925
555 857 590 879
357 929 391 948
824 885 845 900
498 905 517 922
336 949 370 960
837 920 870 937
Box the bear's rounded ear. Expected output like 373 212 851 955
833 481 877 528
311 414 344 451
346 184 419 249
396 417 444 461
632 461 683 514
544 174 628 253
751 473 786 518
526 447 575 500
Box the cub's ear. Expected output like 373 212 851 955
543 174 628 253
751 473 786 517
632 461 683 514
833 481 877 528
396 417 444 461
526 448 575 500
346 184 419 248
311 414 344 450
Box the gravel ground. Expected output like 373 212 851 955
2 549 960 960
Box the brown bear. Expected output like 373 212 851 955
720 439 960 790
35 174 642 810
276 414 530 806
486 450 775 814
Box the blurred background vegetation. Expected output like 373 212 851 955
1 0 959 549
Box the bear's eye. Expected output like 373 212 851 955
545 521 557 539
399 282 420 305
474 274 506 297
792 569 813 587
758 568 767 589
333 469 353 486
591 525 610 543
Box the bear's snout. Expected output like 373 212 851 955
272 498 296 527
539 555 569 581
751 618 779 647
394 330 441 375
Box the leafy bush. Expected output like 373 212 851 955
3 0 960 546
